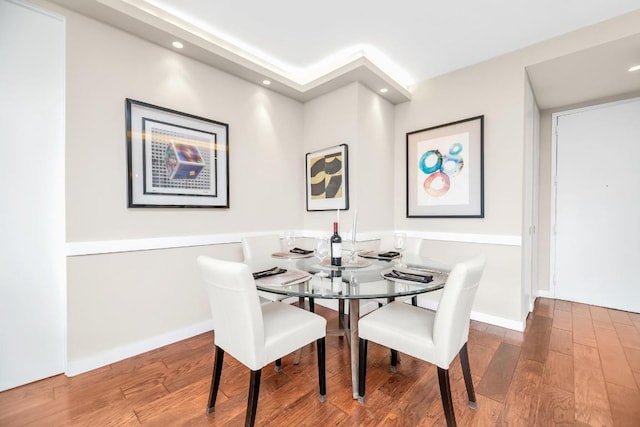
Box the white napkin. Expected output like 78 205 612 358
255 269 311 286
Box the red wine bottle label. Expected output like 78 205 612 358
331 242 342 258
331 221 342 265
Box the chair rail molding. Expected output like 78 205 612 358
66 230 521 256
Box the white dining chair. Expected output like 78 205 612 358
197 256 327 427
242 234 316 367
357 256 486 427
378 234 424 256
241 234 282 263
242 234 316 310
379 235 424 306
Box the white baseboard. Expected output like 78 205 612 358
66 319 214 376
536 289 552 298
66 297 525 376
416 299 525 332
471 310 525 332
321 297 525 331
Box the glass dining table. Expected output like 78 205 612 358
249 252 450 399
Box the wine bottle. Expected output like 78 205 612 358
330 221 342 266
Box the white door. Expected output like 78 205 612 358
552 98 640 312
0 0 66 391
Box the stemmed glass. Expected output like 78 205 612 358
348 229 358 264
394 232 406 268
314 238 330 281
348 271 359 296
284 231 295 252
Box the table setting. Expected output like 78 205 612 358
252 266 312 286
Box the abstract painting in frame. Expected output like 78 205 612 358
406 116 484 218
306 144 349 211
126 98 229 208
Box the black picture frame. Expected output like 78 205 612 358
406 116 484 218
126 98 229 208
305 144 349 211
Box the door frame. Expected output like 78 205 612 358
523 78 540 315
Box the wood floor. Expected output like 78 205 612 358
2 298 640 426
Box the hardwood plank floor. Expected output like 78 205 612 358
1 298 640 426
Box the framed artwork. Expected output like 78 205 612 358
126 99 229 208
305 144 349 211
406 115 484 218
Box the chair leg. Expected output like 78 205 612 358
245 369 261 427
275 358 282 372
437 367 456 427
358 338 368 403
459 342 477 409
207 346 225 414
390 349 398 372
309 297 315 313
411 295 418 306
317 337 326 401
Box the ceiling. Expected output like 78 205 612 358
527 32 640 109
50 0 640 106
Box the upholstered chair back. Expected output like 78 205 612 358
241 235 282 261
432 256 486 368
197 256 266 371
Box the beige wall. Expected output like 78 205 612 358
52 4 397 370
30 0 640 373
66 245 231 364
356 84 396 232
64 8 305 241
53 4 309 369
302 82 395 234
395 56 527 324
396 57 525 235
394 10 640 324
302 83 359 232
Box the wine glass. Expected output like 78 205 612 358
314 238 330 281
348 228 358 264
394 232 406 267
284 231 295 252
349 271 359 296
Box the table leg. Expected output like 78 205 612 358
349 299 360 399
293 296 307 365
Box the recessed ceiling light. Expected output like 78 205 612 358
628 64 640 72
172 41 184 49
380 88 388 93
262 79 271 85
